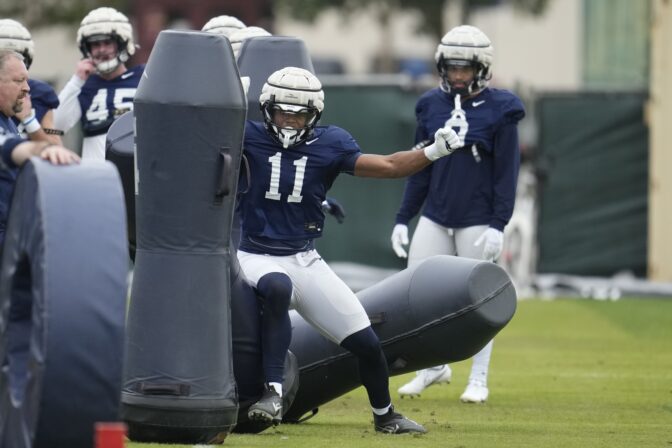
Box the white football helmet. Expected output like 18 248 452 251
77 7 136 74
0 19 34 69
201 15 245 38
435 25 493 95
260 67 324 149
229 26 271 59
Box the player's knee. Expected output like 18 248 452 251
340 327 382 359
256 272 292 315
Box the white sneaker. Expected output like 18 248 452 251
460 380 488 403
398 365 452 398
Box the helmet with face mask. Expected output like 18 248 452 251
259 67 324 149
77 7 136 74
0 19 35 69
201 15 246 38
435 25 493 95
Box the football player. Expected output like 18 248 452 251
53 7 143 160
0 19 62 145
201 14 246 38
391 25 525 403
237 67 460 433
228 26 271 60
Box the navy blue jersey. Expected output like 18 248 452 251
78 65 144 137
0 114 23 244
239 121 361 255
396 87 525 231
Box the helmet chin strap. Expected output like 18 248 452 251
94 57 120 74
278 127 299 149
281 133 292 149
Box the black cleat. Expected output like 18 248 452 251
374 406 427 434
248 384 283 425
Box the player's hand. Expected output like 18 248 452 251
391 223 409 258
321 197 346 223
40 145 81 165
423 127 461 161
434 127 461 154
474 227 503 261
15 94 33 121
75 59 96 81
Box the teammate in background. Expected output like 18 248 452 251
202 17 270 61
0 19 62 145
53 7 144 160
391 25 525 403
228 26 271 60
237 67 460 433
201 14 246 38
0 51 79 245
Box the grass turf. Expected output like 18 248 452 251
127 298 672 447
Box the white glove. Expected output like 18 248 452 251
474 227 504 261
240 76 250 99
424 127 461 161
391 224 409 258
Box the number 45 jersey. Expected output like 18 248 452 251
239 121 361 255
79 65 145 138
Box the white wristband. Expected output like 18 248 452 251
423 142 442 161
21 111 41 134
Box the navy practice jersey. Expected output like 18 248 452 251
78 64 144 137
0 114 23 244
11 79 59 133
238 121 361 255
396 87 525 231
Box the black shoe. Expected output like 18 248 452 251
374 406 427 434
248 384 283 425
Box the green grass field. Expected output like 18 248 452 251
128 298 672 448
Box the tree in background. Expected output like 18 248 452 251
0 0 127 28
275 0 548 73
276 0 549 40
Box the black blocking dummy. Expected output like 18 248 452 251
120 30 246 444
0 160 128 448
283 255 516 422
237 36 315 122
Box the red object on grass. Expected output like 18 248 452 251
95 422 127 448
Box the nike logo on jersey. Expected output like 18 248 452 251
472 100 486 107
305 138 319 145
121 72 135 79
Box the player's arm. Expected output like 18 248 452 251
354 127 460 178
53 60 93 132
389 146 433 258
355 149 430 178
8 140 80 166
14 94 56 145
38 110 63 146
490 122 521 230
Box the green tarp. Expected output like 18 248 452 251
536 92 648 276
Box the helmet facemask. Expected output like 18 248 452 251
259 67 325 148
76 7 136 75
434 25 493 96
82 33 128 74
262 101 321 149
437 58 489 96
